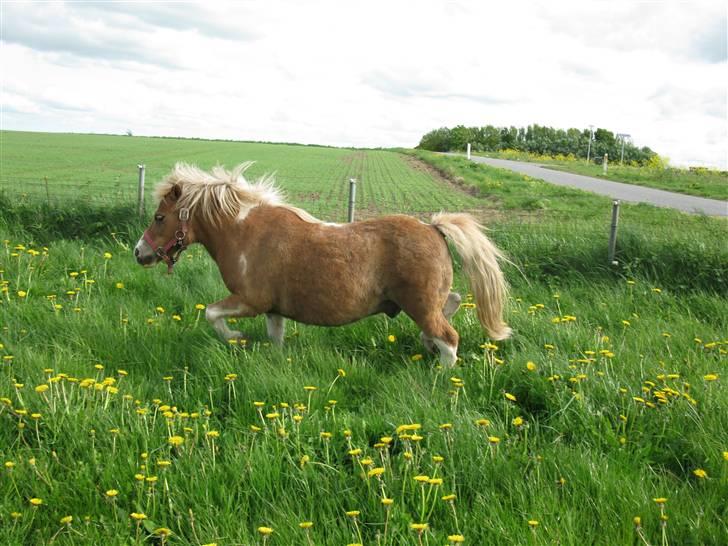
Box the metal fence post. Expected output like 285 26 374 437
603 153 608 174
467 142 471 160
608 200 620 265
347 178 357 222
137 164 145 218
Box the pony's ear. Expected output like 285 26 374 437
168 184 182 202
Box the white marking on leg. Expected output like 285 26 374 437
433 338 458 367
266 313 285 345
206 303 245 340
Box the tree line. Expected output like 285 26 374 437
417 124 658 164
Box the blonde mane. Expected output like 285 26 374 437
154 162 321 225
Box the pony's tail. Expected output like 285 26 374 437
431 213 511 341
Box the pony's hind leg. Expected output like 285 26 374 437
428 315 459 367
205 295 257 341
443 292 461 320
265 313 285 345
420 292 461 354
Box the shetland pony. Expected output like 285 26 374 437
135 163 510 366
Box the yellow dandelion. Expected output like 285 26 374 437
299 521 313 529
504 392 517 402
387 334 396 342
60 515 73 525
105 489 119 498
168 435 184 446
257 526 273 535
29 498 43 506
692 468 708 479
448 535 465 543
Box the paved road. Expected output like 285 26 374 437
464 156 727 217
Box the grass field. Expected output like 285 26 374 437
1 132 726 545
472 149 728 201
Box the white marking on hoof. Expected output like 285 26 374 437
433 338 458 367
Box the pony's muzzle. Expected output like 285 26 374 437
134 239 157 266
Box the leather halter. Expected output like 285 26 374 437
142 208 190 274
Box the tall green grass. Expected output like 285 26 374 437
1 224 726 545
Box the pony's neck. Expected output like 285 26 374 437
193 213 240 262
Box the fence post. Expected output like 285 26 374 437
347 178 357 222
466 142 471 160
137 164 145 219
603 153 608 174
608 200 620 265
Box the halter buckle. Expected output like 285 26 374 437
179 208 190 221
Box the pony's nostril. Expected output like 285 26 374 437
134 248 140 257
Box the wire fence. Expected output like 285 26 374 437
1 170 725 259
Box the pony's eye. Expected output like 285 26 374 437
155 214 164 222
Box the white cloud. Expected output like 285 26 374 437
1 0 726 168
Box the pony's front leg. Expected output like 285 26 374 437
205 295 258 341
265 313 285 346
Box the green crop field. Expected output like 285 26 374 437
1 132 726 545
0 131 481 221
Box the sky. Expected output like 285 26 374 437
1 1 726 168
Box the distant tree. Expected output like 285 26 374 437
126 129 133 137
417 123 658 165
483 125 501 150
417 127 452 151
449 125 472 151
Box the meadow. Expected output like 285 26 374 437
1 132 726 545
